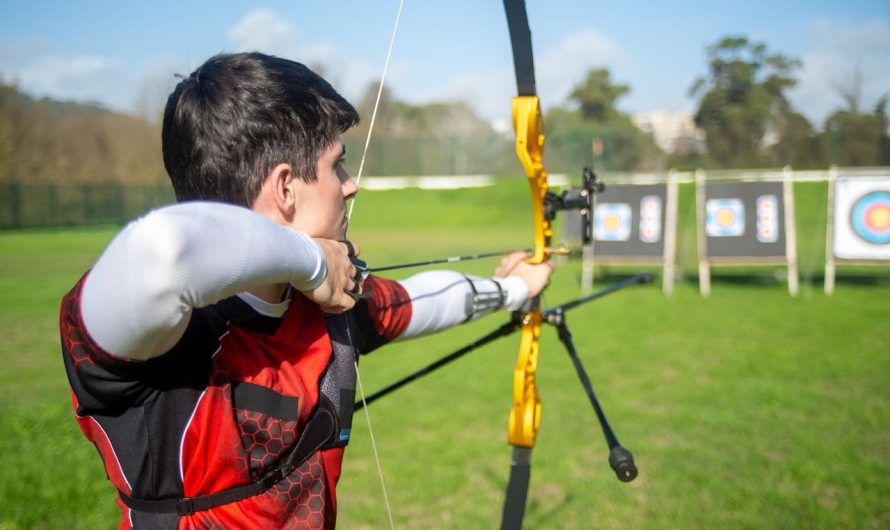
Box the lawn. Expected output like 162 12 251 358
0 180 887 529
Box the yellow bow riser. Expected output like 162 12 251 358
510 96 552 264
507 95 550 448
508 309 542 447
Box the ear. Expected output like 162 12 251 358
252 163 297 222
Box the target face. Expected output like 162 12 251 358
756 195 779 243
639 195 663 243
594 203 632 241
850 191 890 244
833 177 890 260
706 198 745 237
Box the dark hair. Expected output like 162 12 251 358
162 52 359 206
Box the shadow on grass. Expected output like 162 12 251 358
588 270 890 289
690 273 890 288
479 466 576 528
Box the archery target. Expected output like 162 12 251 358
756 194 779 243
594 203 632 241
851 192 890 244
706 198 745 237
639 195 663 243
834 177 890 260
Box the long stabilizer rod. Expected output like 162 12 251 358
551 311 638 482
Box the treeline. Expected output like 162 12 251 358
1 34 888 184
338 71 666 175
0 83 166 184
342 84 519 176
683 36 890 170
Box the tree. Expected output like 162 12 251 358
821 96 890 166
690 36 801 168
831 66 864 116
349 81 490 138
547 68 663 172
878 96 890 166
342 81 509 176
769 111 824 168
567 69 630 123
817 68 890 167
0 81 165 184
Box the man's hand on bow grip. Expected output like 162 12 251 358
496 251 554 298
302 239 363 313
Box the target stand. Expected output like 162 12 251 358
562 172 679 295
695 168 799 297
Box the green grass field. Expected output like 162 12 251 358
0 181 887 529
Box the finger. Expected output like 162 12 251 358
343 277 360 296
321 300 353 314
349 256 370 280
343 280 372 301
348 264 358 283
496 252 526 276
506 251 528 268
339 239 361 257
339 239 355 257
319 286 358 313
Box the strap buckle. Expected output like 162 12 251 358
259 466 288 489
176 497 195 516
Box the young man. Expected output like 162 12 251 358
60 52 553 529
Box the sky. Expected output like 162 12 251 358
1 0 888 128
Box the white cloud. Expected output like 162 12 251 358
791 18 890 125
0 15 630 126
538 28 626 108
0 38 53 70
131 59 190 121
0 38 134 111
440 27 626 121
225 8 381 105
228 8 296 56
0 10 381 117
442 68 514 120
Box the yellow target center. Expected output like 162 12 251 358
716 209 735 226
866 205 890 230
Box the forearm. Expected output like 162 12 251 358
397 270 528 340
81 202 326 360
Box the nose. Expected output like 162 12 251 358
340 168 358 200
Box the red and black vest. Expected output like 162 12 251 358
61 275 411 529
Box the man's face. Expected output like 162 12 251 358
290 135 357 239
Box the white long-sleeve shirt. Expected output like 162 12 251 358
81 202 528 361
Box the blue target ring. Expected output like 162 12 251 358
850 191 890 245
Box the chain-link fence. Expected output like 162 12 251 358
0 128 645 229
0 182 175 229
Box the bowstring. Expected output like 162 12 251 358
346 0 406 222
347 1 405 528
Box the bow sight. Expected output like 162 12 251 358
543 166 605 245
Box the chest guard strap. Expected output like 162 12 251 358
117 408 335 516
